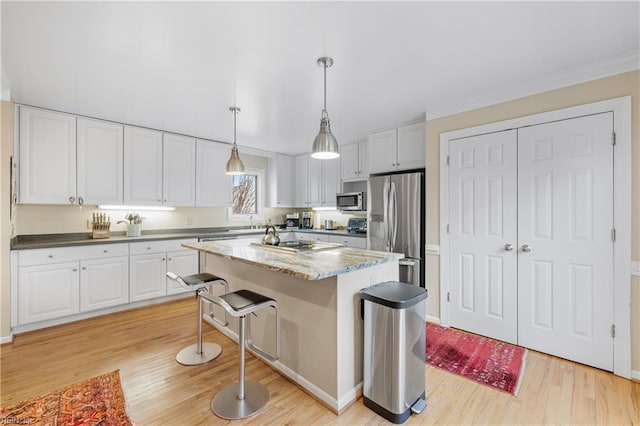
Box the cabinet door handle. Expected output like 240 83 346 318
147 247 151 250
81 267 86 270
103 249 108 253
48 255 54 258
168 258 172 261
72 268 78 272
78 196 84 206
162 258 166 261
69 196 75 204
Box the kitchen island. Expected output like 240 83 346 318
183 241 403 413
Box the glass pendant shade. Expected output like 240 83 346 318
225 106 246 175
311 116 339 159
311 56 339 159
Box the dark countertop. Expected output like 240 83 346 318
11 227 366 250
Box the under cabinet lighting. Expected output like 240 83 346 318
312 207 337 212
98 205 176 211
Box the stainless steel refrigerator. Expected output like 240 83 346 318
367 171 425 287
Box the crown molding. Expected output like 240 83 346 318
427 52 640 120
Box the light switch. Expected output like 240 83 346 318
632 261 640 277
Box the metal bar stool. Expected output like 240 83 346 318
166 272 229 365
200 289 280 420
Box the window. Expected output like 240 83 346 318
228 168 264 220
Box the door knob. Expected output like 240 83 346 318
521 244 532 253
504 243 513 252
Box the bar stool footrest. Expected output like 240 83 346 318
176 342 222 366
211 381 269 420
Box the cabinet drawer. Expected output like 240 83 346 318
19 243 129 266
129 238 197 255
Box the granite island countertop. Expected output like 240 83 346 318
184 241 401 280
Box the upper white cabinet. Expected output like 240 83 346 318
268 154 294 207
368 121 425 174
124 127 196 206
19 108 125 206
163 133 196 206
77 118 124 205
19 106 77 204
340 141 368 181
295 154 339 207
196 140 233 207
124 126 163 205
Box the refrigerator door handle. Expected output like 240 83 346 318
390 181 398 249
382 179 390 251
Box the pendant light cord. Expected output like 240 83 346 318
322 62 328 119
233 108 237 147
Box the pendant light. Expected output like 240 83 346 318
225 106 246 175
311 56 340 159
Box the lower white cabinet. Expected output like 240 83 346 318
80 256 129 312
166 250 199 295
129 239 198 301
18 262 80 324
14 239 197 328
129 253 168 302
327 235 366 249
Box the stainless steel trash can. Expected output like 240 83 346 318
360 281 428 424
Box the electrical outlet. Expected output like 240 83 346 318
86 219 92 230
632 261 640 277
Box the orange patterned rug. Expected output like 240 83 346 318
0 370 133 425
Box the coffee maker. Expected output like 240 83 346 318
301 211 313 229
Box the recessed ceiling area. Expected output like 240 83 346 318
2 1 638 155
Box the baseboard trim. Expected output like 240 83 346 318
0 333 14 344
203 315 357 413
426 315 441 325
632 370 640 382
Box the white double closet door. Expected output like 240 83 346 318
449 112 614 371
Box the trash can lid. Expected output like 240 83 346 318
360 281 428 309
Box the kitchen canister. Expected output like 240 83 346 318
126 224 142 237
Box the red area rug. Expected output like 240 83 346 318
0 370 133 425
426 323 527 395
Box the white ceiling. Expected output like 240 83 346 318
2 1 639 156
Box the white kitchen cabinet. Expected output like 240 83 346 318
295 154 339 207
124 126 163 205
166 250 199 295
368 121 425 174
340 141 368 181
80 256 129 311
18 262 80 324
16 243 130 325
327 234 366 249
196 140 233 207
268 154 294 207
129 239 198 301
77 117 124 205
163 133 196 207
296 233 329 243
294 154 310 207
396 121 426 171
18 106 77 204
129 253 167 302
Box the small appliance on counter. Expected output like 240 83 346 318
301 211 313 229
285 213 300 229
347 217 367 234
324 219 338 230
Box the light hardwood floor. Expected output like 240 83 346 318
1 297 638 425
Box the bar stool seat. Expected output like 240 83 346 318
200 289 280 420
166 272 229 365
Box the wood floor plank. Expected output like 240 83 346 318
1 298 638 425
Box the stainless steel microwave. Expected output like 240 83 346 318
336 192 366 211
